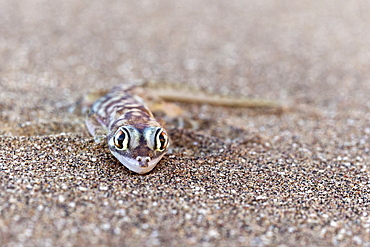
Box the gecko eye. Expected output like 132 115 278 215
114 128 130 150
154 129 169 152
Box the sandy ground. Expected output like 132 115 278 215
0 0 369 246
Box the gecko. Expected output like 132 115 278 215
85 84 169 174
84 81 282 174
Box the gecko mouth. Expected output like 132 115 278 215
112 154 165 174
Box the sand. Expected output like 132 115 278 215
0 0 369 246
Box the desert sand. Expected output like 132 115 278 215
0 1 369 246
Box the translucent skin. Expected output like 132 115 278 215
86 84 169 174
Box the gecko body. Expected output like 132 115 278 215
86 84 169 174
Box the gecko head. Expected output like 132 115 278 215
107 125 169 174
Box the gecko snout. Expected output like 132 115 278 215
136 156 151 166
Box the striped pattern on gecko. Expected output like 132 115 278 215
86 84 169 174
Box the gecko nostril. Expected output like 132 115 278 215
136 156 151 164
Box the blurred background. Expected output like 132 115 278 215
1 0 369 124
